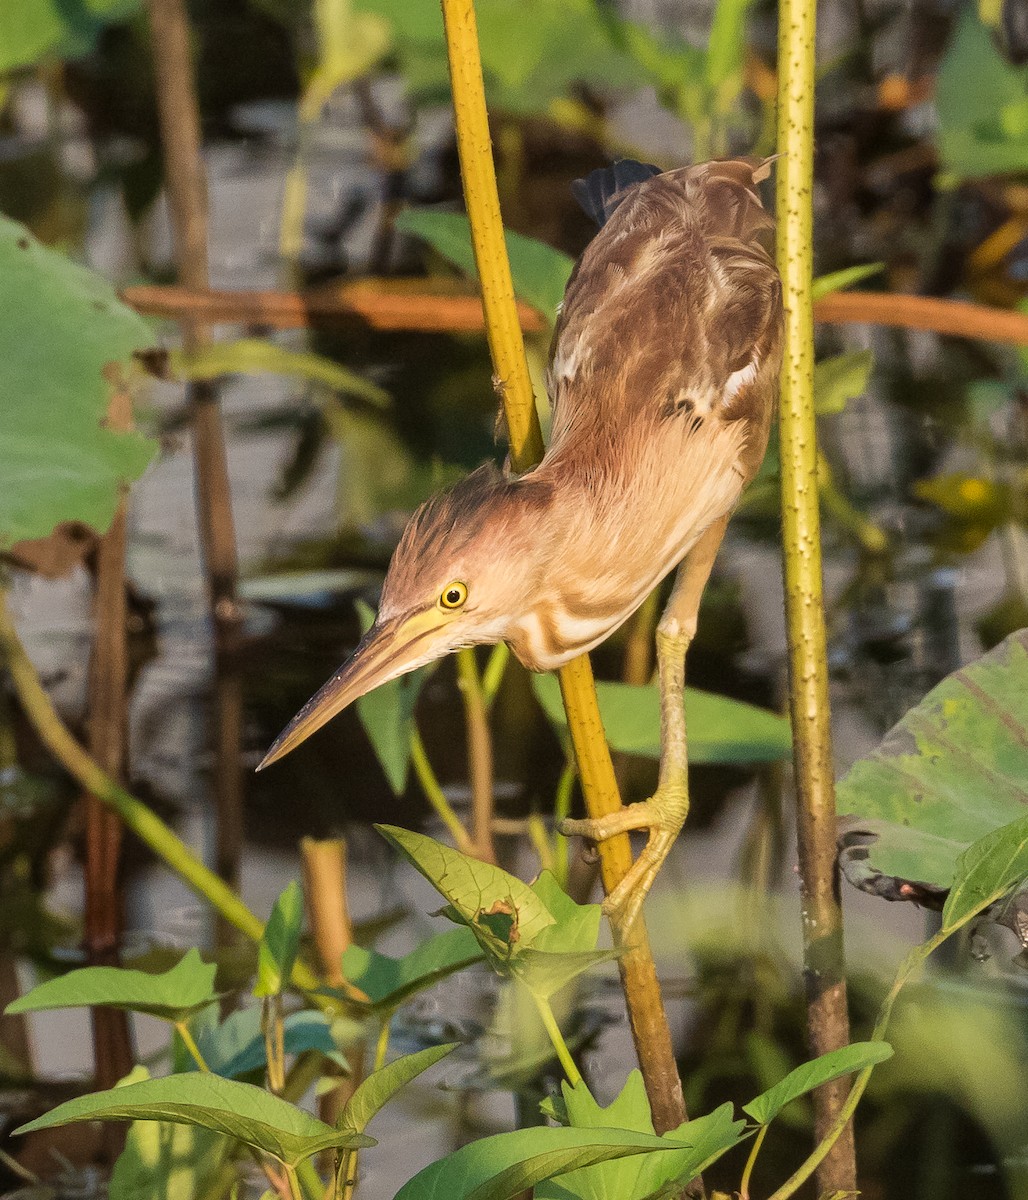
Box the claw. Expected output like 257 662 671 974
558 791 688 929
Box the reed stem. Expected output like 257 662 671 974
439 0 685 1135
775 0 856 1189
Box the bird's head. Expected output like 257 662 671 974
258 464 553 769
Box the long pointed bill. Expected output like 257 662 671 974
257 609 450 771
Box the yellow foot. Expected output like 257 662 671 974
559 791 687 930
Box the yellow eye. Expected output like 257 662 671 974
439 581 468 610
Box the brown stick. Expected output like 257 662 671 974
122 282 1028 347
299 839 364 1145
83 388 135 1112
146 0 245 919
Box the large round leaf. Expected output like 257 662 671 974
0 217 156 549
837 628 1028 910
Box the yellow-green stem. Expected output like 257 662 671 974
739 1124 767 1199
775 0 855 1188
456 648 496 861
439 0 684 1133
175 1021 210 1072
373 1015 391 1071
768 928 948 1200
410 728 475 853
530 991 582 1087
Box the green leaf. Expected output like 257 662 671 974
538 1075 745 1200
942 812 1028 932
339 927 484 1010
742 1041 893 1125
532 674 791 764
201 1008 349 1079
109 1067 232 1200
810 263 884 301
354 600 431 794
0 216 156 549
340 1043 457 1133
255 882 304 998
0 0 141 71
529 872 602 954
838 629 1028 905
170 339 390 408
393 1125 688 1200
376 825 556 966
512 948 618 1001
937 8 1028 178
813 351 873 416
6 949 216 1023
14 1074 374 1168
394 210 573 326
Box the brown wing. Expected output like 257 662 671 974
546 158 782 484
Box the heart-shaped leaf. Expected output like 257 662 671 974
838 629 1028 910
0 216 156 548
7 949 216 1023
14 1074 374 1168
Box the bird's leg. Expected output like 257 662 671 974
560 516 729 928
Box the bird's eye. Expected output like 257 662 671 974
439 581 468 610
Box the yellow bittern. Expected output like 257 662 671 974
259 157 784 927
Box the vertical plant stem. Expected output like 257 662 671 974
738 1123 768 1199
147 0 245 927
410 729 475 853
84 388 134 1107
530 992 583 1087
440 0 685 1135
300 838 364 1143
775 0 856 1191
456 648 496 862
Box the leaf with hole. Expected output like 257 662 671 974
838 629 1028 910
6 949 216 1023
532 674 791 764
0 216 156 549
255 882 304 998
743 1041 893 1125
376 825 555 966
14 1074 374 1168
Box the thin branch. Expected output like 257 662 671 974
456 649 496 863
83 388 134 1130
439 0 685 1136
146 0 245 911
776 0 856 1191
123 282 1028 347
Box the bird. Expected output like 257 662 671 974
259 157 784 928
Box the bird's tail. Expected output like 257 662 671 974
571 160 662 227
